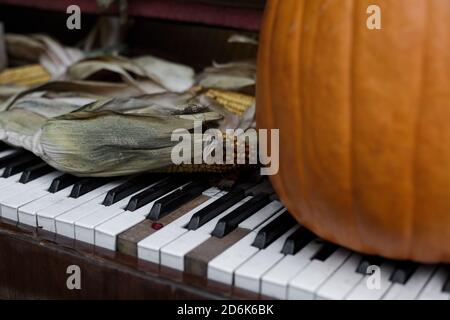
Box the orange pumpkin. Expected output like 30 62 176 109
256 0 450 263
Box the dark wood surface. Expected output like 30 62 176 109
0 0 265 31
0 217 269 299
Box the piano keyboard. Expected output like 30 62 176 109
0 144 449 300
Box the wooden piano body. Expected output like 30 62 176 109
0 0 450 301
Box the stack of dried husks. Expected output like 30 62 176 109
0 25 257 177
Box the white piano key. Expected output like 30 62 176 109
74 192 141 244
202 187 220 197
95 212 145 250
137 192 227 264
0 171 58 202
345 262 395 300
261 239 323 299
80 184 206 245
0 172 22 188
234 226 298 293
316 253 365 300
138 224 187 264
1 172 64 221
417 267 450 300
238 200 283 230
94 182 200 250
160 196 252 271
207 209 286 285
287 247 351 300
37 181 122 232
18 188 72 226
382 265 436 300
0 172 60 220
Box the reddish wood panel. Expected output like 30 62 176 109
0 218 264 299
0 0 264 31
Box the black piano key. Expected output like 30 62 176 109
389 261 418 284
147 182 209 220
69 178 111 198
48 174 80 193
102 175 161 206
311 242 339 261
442 268 450 293
0 149 27 168
281 226 316 255
356 255 384 274
126 177 186 212
2 154 41 178
19 162 53 183
186 189 246 231
251 211 297 249
0 142 10 152
211 194 271 238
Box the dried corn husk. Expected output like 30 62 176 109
39 111 222 176
5 34 84 78
228 34 258 45
196 60 256 90
0 87 225 176
0 96 92 152
65 55 195 94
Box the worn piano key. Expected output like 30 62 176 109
185 228 250 277
281 226 316 255
95 182 187 250
160 196 251 271
125 177 186 211
234 226 299 293
389 261 419 284
118 190 218 257
137 191 227 264
102 175 162 206
70 178 111 198
316 253 365 300
261 239 323 299
0 149 26 169
147 183 209 220
251 211 296 249
383 265 436 300
48 174 80 193
186 189 246 230
356 255 384 275
2 154 41 178
19 162 54 183
211 193 271 238
207 210 286 285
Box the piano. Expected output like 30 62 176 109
0 143 449 300
0 0 449 301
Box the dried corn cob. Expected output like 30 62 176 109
206 89 254 115
0 64 50 86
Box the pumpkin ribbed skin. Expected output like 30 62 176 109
256 0 450 263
